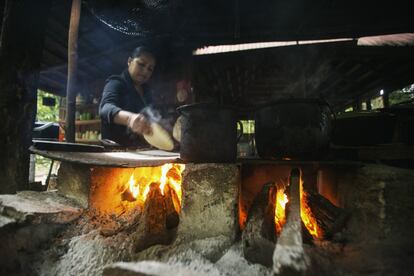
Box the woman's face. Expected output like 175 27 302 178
127 53 156 86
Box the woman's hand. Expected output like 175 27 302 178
127 113 153 135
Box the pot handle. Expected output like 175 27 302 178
237 120 243 142
320 99 337 135
327 102 337 122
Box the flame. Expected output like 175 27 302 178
128 174 139 198
300 178 321 238
273 174 322 239
127 163 185 205
274 188 289 234
159 163 172 194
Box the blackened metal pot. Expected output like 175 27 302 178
254 99 333 159
177 103 241 162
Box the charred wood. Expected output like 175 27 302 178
132 183 174 252
164 184 180 230
99 206 142 237
242 182 276 267
303 191 349 240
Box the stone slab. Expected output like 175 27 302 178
103 261 198 276
0 191 83 224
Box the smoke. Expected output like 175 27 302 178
271 48 333 100
141 106 162 122
141 106 175 133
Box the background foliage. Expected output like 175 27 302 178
36 89 60 122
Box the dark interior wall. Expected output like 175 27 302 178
0 2 3 31
0 0 7 42
0 0 52 193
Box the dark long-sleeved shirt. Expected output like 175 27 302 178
99 70 152 146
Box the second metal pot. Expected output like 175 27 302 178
254 99 333 159
177 103 241 162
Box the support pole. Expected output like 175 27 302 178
65 0 81 142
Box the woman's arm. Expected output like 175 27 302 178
114 110 152 135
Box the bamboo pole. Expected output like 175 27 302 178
65 0 81 142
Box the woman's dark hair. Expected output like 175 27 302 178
130 46 157 60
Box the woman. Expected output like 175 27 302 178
99 46 156 146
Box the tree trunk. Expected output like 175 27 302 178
0 0 52 193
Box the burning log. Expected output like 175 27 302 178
164 184 180 230
133 183 169 252
242 182 277 267
273 168 310 275
99 209 142 237
302 191 349 240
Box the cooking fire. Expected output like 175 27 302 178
122 163 185 207
273 174 322 239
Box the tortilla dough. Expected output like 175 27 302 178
144 122 174 151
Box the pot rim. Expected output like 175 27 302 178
177 102 237 113
255 98 330 109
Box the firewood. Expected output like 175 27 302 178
242 182 276 267
133 182 172 252
99 207 141 237
273 168 310 275
303 191 349 240
164 184 180 230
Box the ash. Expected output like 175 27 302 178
35 223 270 276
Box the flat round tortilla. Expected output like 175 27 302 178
173 116 182 142
144 122 174 151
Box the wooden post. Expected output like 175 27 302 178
0 0 52 193
65 0 82 143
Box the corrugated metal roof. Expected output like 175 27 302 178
358 33 414 46
193 33 414 55
193 38 354 55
